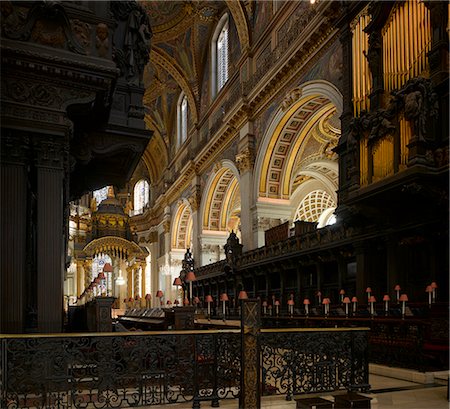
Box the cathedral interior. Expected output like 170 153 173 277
0 1 449 408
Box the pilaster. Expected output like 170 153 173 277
0 133 28 333
236 125 255 251
35 136 66 333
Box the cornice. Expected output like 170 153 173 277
1 40 118 80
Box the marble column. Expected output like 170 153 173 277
0 134 28 333
35 137 66 333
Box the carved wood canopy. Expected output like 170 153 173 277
83 236 148 261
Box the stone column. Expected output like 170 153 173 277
127 266 133 299
236 126 255 251
133 264 140 301
76 260 86 297
149 232 158 306
35 136 66 333
189 179 201 264
84 259 93 288
0 133 28 333
140 262 147 299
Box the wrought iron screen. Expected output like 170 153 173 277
1 328 369 408
260 328 369 400
0 330 241 408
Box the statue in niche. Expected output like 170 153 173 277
363 31 382 90
95 23 109 58
123 4 152 85
111 1 152 85
392 77 438 142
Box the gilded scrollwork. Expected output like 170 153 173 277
281 87 302 111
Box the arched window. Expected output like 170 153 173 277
93 186 109 205
294 190 336 227
177 92 188 145
134 179 150 215
211 14 229 98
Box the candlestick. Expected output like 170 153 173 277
394 285 401 303
431 282 437 303
351 297 358 314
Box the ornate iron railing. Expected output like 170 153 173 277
260 328 369 400
0 330 241 409
1 326 369 408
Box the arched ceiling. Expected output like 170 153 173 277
138 1 250 185
139 1 222 182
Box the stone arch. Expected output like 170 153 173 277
201 160 241 232
225 0 250 51
254 81 343 202
150 47 198 124
171 199 193 250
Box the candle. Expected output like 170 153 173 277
366 287 372 301
399 293 408 317
275 301 280 316
430 282 437 303
303 298 310 316
317 291 322 304
339 289 345 303
322 298 330 316
383 295 390 314
394 284 401 303
343 297 350 316
262 301 267 315
268 305 272 316
288 300 294 316
220 293 228 318
369 296 376 316
426 286 432 307
351 296 358 314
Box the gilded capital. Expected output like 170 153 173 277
236 146 255 174
163 219 171 233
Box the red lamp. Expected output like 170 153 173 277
238 290 248 300
185 272 196 304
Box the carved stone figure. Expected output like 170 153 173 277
95 23 109 58
363 31 382 89
392 77 438 142
111 2 152 85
